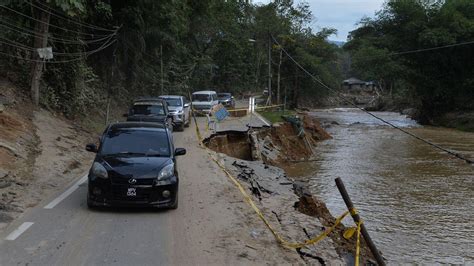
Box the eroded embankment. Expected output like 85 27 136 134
204 115 377 264
0 81 94 229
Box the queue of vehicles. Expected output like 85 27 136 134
84 91 234 210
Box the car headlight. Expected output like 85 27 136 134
92 162 108 179
176 109 184 114
157 163 174 180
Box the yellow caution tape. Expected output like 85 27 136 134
355 220 363 266
191 109 350 249
343 227 357 240
350 207 358 216
227 104 284 112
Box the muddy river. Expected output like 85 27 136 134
286 108 474 264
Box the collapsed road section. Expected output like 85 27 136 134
203 114 379 264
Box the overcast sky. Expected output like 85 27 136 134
255 0 386 42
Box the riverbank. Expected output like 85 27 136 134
306 88 474 132
363 95 474 132
204 112 378 264
297 108 474 264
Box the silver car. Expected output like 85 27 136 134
159 95 191 131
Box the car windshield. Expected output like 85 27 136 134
163 98 181 107
218 93 231 99
132 104 165 115
100 129 170 157
192 94 210 102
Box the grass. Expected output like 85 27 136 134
258 109 295 124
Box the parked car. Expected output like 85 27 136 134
125 98 173 131
217 93 235 108
191 90 218 115
85 122 186 209
159 95 191 131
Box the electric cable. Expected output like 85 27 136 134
0 38 117 63
271 34 473 164
0 5 111 37
0 20 117 44
24 0 116 32
350 40 474 61
1 34 116 57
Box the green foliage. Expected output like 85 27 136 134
1 0 343 115
345 0 474 119
258 109 296 124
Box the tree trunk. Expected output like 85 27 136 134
276 48 282 105
30 1 50 105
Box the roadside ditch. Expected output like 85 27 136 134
203 114 377 264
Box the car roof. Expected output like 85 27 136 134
133 97 165 102
192 90 216 95
133 101 164 106
218 92 231 95
109 122 167 131
159 95 182 99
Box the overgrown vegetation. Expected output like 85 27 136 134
1 0 343 118
259 109 295 124
345 0 474 124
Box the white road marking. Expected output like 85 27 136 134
5 222 34 241
43 174 88 209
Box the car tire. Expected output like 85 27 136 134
169 194 178 210
87 195 95 209
184 114 190 127
177 123 185 132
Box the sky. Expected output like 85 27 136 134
255 0 386 42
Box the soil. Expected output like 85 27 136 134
204 115 378 264
0 80 94 229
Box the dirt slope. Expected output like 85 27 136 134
0 81 93 229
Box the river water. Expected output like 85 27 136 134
286 108 474 264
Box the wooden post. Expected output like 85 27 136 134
30 1 51 105
335 177 386 266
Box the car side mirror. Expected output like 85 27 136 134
174 148 186 156
231 96 234 99
184 103 190 108
85 143 98 153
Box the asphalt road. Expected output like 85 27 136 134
0 111 278 266
0 118 231 266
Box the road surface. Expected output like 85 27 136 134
0 118 238 265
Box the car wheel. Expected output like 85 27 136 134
87 195 95 209
177 123 185 131
184 114 190 127
169 194 178 209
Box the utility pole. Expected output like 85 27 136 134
30 1 51 105
267 34 272 105
277 48 282 105
160 44 164 95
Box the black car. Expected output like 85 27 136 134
217 93 235 108
85 122 186 209
125 98 173 131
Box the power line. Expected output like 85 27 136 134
388 40 474 56
351 40 474 61
0 38 117 63
0 5 111 37
1 34 116 57
0 19 116 44
271 34 473 165
24 0 116 32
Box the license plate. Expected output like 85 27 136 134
126 188 137 197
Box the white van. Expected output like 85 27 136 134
191 90 219 114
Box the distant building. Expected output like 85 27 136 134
342 77 377 91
